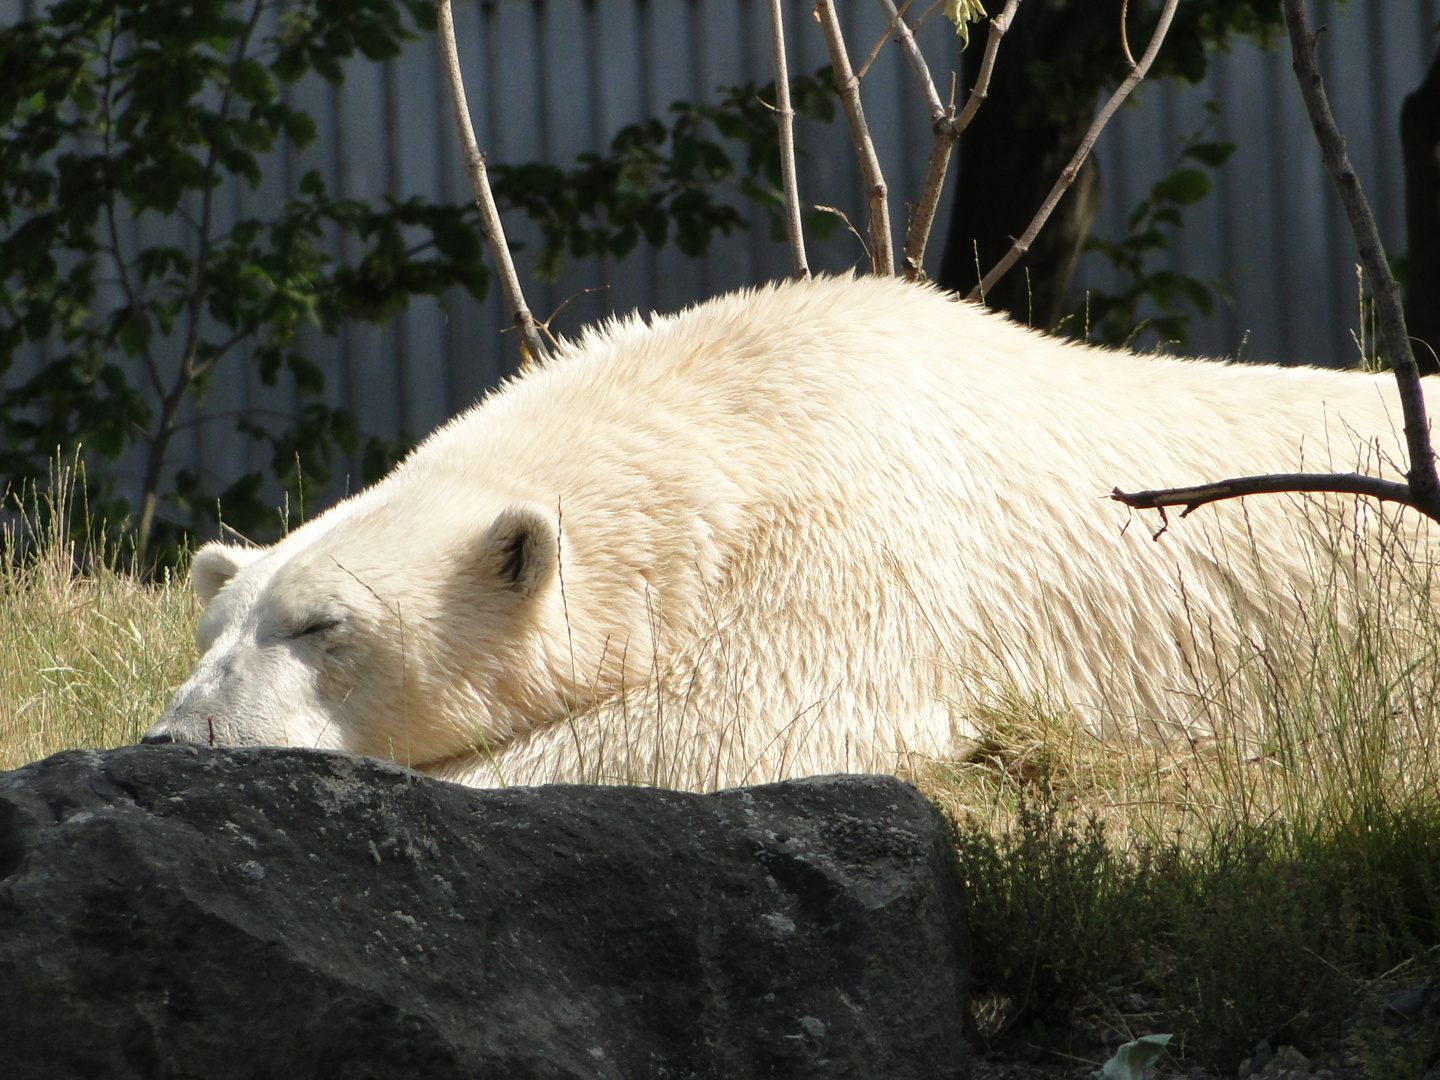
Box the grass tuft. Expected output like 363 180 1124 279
953 774 1440 1067
0 468 198 770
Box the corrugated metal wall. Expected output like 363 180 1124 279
3 0 1438 515
1089 0 1440 367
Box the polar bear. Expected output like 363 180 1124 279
145 274 1435 789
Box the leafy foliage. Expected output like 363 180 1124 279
490 71 838 282
1017 1 1283 130
941 0 1284 318
0 1 838 567
1066 113 1235 349
0 0 479 565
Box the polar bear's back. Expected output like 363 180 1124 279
414 275 1400 516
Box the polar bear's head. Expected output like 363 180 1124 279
144 501 571 771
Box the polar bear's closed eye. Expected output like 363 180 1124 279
289 615 342 639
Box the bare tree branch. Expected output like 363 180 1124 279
950 0 1020 133
967 0 1179 303
1112 472 1420 525
436 0 547 368
768 0 809 279
1110 3 1440 535
1119 0 1136 70
1281 0 1440 514
814 0 894 275
877 0 944 119
880 0 1021 280
859 0 915 82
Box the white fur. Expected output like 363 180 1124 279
147 275 1434 789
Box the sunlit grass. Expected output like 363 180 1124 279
0 471 199 771
911 498 1440 848
3 470 1440 1069
5 474 1440 846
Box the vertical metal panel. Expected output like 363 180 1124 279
1081 1 1436 368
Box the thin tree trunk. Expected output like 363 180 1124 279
1402 42 1440 376
768 0 809 279
938 1 1120 326
969 0 1179 304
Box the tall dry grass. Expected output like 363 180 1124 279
2 471 1439 861
6 470 1438 1070
0 474 199 771
912 497 1440 851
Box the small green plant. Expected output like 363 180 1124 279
954 780 1440 1069
954 778 1149 1037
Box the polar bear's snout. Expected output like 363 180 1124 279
146 612 354 752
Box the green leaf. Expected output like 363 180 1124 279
944 0 987 48
1151 168 1211 206
1096 1033 1172 1080
286 352 325 395
256 346 282 387
1178 275 1214 316
113 307 152 358
1183 141 1236 168
299 169 327 198
231 59 275 106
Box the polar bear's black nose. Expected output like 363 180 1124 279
141 732 175 745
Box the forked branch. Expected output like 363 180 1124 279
436 0 548 366
1281 0 1439 511
878 0 1021 280
1113 1 1440 529
967 0 1179 302
768 0 810 279
814 0 894 275
1111 473 1420 528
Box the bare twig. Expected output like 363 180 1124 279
968 0 1180 302
881 0 1021 279
814 0 894 275
910 0 947 34
1111 473 1420 525
882 0 942 114
858 0 915 81
436 0 547 367
1281 0 1439 514
1119 0 1136 70
951 0 1019 132
768 0 809 278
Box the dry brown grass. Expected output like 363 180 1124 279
0 480 199 771
910 502 1440 849
4 476 1439 863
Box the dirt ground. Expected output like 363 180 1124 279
967 974 1440 1080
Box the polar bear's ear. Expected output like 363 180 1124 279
189 542 266 605
477 505 556 598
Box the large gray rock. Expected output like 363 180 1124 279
0 746 970 1079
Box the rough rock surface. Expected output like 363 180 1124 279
0 745 970 1080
